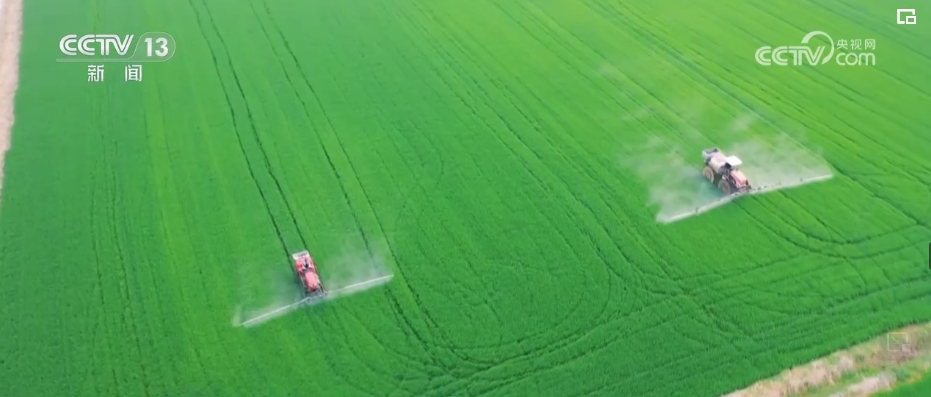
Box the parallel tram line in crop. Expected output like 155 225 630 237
183 5 297 389
249 0 367 252
148 79 195 394
297 14 447 356
186 0 305 257
92 10 151 388
196 2 388 393
87 3 128 395
168 25 261 393
142 62 192 392
201 0 312 250
257 2 477 390
242 2 337 235
256 2 447 379
177 4 323 390
83 8 112 386
108 68 161 394
265 2 458 376
254 14 427 363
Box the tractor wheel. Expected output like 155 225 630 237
718 180 732 195
702 166 715 183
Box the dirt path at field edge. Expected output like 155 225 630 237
0 0 23 204
722 323 931 397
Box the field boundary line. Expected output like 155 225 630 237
722 322 931 397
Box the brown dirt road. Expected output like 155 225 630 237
0 0 22 204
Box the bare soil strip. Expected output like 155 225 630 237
0 0 23 203
722 323 931 397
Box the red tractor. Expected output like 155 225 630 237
701 147 752 195
292 250 325 298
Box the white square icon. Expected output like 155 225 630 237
897 9 916 25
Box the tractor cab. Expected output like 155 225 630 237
724 156 743 168
716 156 744 174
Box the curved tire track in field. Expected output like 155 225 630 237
358 4 627 374
406 27 620 349
404 1 635 365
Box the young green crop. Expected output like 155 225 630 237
0 0 929 396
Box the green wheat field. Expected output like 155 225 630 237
1 0 929 396
881 376 931 397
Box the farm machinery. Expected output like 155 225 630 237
236 249 394 327
659 147 833 224
701 147 752 196
293 250 326 299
